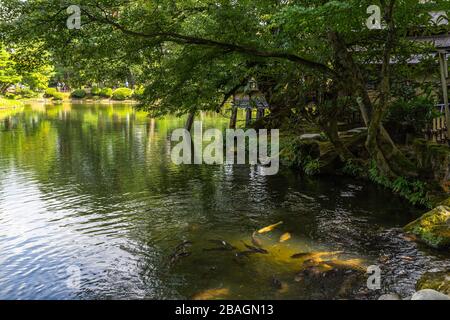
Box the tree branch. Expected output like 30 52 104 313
81 8 336 76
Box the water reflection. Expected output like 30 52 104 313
0 103 448 300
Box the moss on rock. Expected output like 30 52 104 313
416 271 450 295
404 206 450 249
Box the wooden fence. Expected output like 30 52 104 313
425 104 448 143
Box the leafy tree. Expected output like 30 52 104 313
0 46 21 94
2 0 450 178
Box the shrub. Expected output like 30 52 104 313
52 92 64 101
112 87 133 101
342 159 365 177
132 87 145 100
280 136 320 169
16 87 38 98
5 93 17 100
70 89 87 99
44 87 58 98
368 160 431 207
386 97 438 135
99 88 113 98
91 87 101 96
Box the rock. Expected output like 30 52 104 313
404 205 450 249
411 289 450 300
299 133 326 141
378 293 401 300
416 270 450 295
345 127 368 135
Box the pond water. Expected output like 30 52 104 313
0 103 448 300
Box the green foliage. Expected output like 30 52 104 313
99 88 113 98
386 97 438 135
16 87 38 98
3 0 450 185
44 87 58 98
44 87 64 100
52 92 63 101
303 157 321 176
132 86 145 100
369 161 431 207
112 88 133 101
70 89 87 99
4 92 16 99
280 136 321 175
342 160 365 177
0 47 21 94
2 0 449 117
20 65 53 92
91 87 101 96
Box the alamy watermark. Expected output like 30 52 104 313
366 2 448 30
367 265 381 290
170 122 279 176
66 5 81 30
366 5 382 30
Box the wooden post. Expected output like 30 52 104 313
438 51 450 143
185 112 195 132
256 108 265 121
245 108 252 127
229 107 238 129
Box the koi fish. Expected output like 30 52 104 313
192 288 230 300
279 232 291 243
251 232 263 248
257 221 283 234
241 241 268 254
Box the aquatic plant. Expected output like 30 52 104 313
369 160 431 207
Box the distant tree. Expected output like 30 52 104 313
10 44 54 91
0 46 21 94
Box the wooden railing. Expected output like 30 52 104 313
425 104 448 143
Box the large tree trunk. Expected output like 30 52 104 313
321 118 354 162
327 29 416 178
317 94 354 162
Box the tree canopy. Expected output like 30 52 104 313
1 0 450 177
0 46 21 94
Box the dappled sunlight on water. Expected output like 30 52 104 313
0 103 448 299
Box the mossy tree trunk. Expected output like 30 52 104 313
327 23 416 178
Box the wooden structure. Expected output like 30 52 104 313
412 19 450 143
184 79 269 131
418 39 450 143
437 49 450 143
426 104 448 143
230 78 270 128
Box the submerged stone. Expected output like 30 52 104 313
411 289 450 300
299 133 326 141
404 205 450 249
378 293 401 300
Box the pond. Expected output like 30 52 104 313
0 102 448 300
